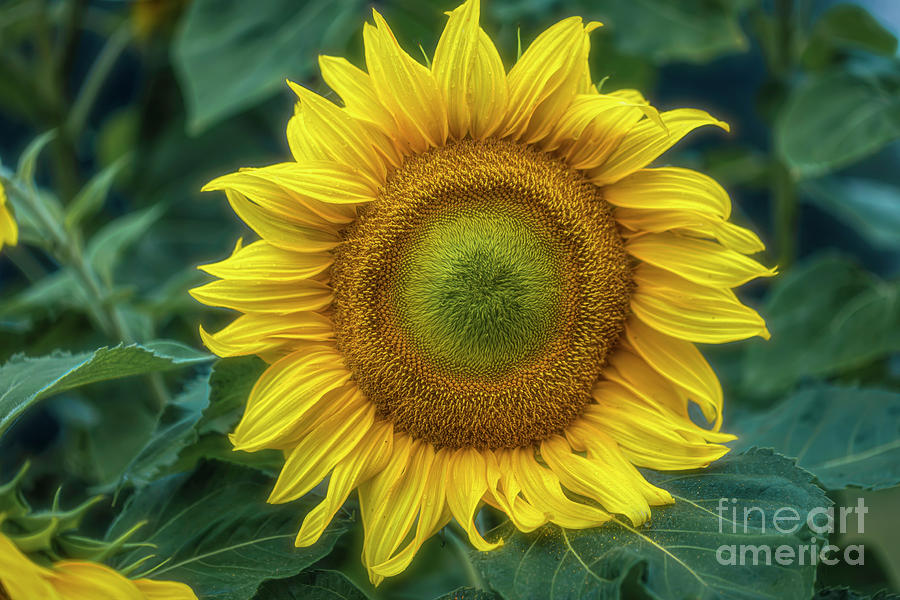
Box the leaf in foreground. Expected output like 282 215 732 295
0 341 212 435
438 587 502 600
118 372 212 488
253 570 368 600
813 587 900 600
474 449 830 600
732 385 900 491
107 461 349 600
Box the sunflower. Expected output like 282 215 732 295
0 530 196 600
191 0 774 584
0 181 17 252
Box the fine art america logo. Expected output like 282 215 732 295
715 498 867 566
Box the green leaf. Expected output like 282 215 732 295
118 373 211 488
0 341 212 436
813 588 900 600
172 0 365 134
474 449 829 600
803 4 898 70
198 356 266 435
581 0 749 64
253 570 369 600
776 70 900 178
165 357 281 477
742 254 900 398
84 204 165 286
108 461 349 600
437 588 501 600
0 269 88 317
50 389 161 486
64 156 127 231
801 177 900 251
171 433 284 474
732 385 900 491
16 129 56 184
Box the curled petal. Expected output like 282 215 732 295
591 109 729 186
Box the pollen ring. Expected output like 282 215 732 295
331 139 632 449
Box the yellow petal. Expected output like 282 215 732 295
617 206 765 254
132 578 198 600
372 449 453 577
295 420 394 547
592 380 733 449
584 382 733 470
268 394 374 503
604 166 731 218
627 232 776 288
542 92 659 161
190 278 332 314
0 532 60 600
199 312 332 358
49 561 143 600
225 190 339 253
432 0 508 139
248 161 378 203
488 450 548 532
0 182 17 251
563 424 674 507
286 104 328 162
469 30 509 139
359 435 431 586
512 447 610 529
445 448 501 552
604 348 689 418
287 81 395 185
632 264 770 343
590 109 729 186
625 317 723 427
364 10 448 152
205 161 374 226
206 169 336 228
502 18 601 143
540 435 652 525
318 55 399 138
198 240 332 282
230 346 351 451
432 0 478 139
609 89 649 104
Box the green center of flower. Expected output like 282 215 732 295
331 139 633 449
396 207 563 374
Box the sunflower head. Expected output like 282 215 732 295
192 0 773 585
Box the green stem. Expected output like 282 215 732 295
8 172 113 335
66 25 131 139
5 246 48 283
55 0 88 86
446 524 486 591
8 171 170 408
772 161 797 269
771 0 798 270
774 0 795 74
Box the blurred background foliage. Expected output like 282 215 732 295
0 0 899 599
